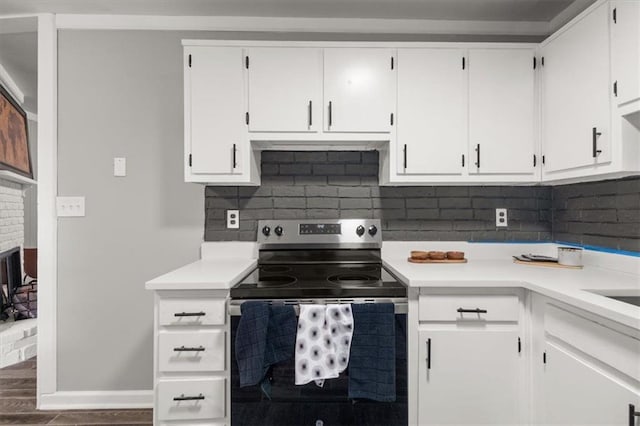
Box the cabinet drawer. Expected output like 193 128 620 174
159 298 226 326
419 294 519 322
157 378 225 421
545 304 640 381
159 330 225 373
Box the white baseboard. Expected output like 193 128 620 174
38 390 153 410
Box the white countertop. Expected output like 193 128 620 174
145 242 257 290
145 241 640 329
382 242 640 329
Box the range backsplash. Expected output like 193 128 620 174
552 176 640 252
205 151 552 243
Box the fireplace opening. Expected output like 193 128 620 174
0 247 36 322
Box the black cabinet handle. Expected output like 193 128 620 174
308 101 313 127
462 154 465 167
403 144 407 169
426 338 431 370
457 308 488 314
533 154 537 167
173 345 205 352
592 127 602 158
475 144 480 168
328 101 333 127
232 143 237 168
174 312 205 317
629 404 640 426
173 393 205 402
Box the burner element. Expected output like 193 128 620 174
327 274 379 286
348 265 378 273
257 275 296 287
260 265 292 273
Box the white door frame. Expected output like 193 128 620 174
36 13 57 407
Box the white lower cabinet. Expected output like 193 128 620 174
417 329 523 425
152 291 229 425
531 295 640 426
158 330 225 373
157 378 226 421
542 344 640 425
414 290 526 425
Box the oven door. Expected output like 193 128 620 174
229 302 408 426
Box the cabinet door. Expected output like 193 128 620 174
417 329 522 425
247 48 322 132
543 343 640 425
468 49 535 175
187 47 245 175
324 48 395 133
541 2 611 173
612 0 640 106
397 49 466 175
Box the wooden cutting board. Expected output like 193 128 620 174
513 259 583 269
408 257 468 264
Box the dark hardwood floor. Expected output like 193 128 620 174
0 358 152 425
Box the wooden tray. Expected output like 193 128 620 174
513 259 583 269
408 257 468 264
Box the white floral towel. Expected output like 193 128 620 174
295 304 354 386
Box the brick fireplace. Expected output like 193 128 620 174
0 177 36 368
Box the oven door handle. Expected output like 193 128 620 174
228 299 408 316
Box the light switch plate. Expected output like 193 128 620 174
57 196 85 217
496 208 508 227
114 157 126 177
227 210 239 229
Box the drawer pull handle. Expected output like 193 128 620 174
457 308 488 314
174 311 205 317
173 393 205 402
426 338 432 370
173 345 205 352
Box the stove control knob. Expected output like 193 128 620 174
356 225 365 237
262 226 271 237
274 226 284 237
368 225 378 236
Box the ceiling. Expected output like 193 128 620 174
0 0 589 23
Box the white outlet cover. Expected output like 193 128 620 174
496 208 508 227
227 210 239 229
114 157 126 177
57 196 85 217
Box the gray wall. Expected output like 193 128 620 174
57 31 204 391
205 151 553 242
552 177 640 252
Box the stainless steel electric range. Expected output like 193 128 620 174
230 219 406 303
229 219 408 426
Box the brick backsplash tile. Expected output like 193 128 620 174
552 176 639 252
204 152 639 252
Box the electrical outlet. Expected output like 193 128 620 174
496 208 508 227
227 210 239 229
57 196 85 217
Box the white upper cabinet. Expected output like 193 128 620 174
396 49 466 175
468 48 536 175
612 0 640 109
323 48 395 133
247 48 322 133
541 2 612 174
184 46 259 185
